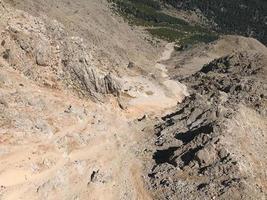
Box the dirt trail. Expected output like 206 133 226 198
0 44 183 200
0 3 184 197
0 98 151 199
122 43 188 117
0 2 187 197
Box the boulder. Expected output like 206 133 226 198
195 146 216 167
35 41 51 66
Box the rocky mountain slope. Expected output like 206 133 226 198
165 35 267 78
3 0 160 70
147 49 267 199
0 0 266 200
0 1 148 199
0 0 186 199
0 6 120 102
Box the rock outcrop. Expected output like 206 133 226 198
0 1 120 101
148 51 267 199
62 38 120 101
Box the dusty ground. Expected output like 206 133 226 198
121 43 188 117
0 1 186 199
0 64 153 200
0 1 266 200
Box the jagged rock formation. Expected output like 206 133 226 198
187 51 267 115
62 38 121 101
1 0 267 199
148 51 267 199
0 0 120 101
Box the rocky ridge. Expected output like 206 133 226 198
148 51 267 199
0 0 120 101
0 1 186 199
0 0 267 200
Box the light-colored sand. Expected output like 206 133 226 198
4 1 266 199
0 65 153 200
0 1 186 198
121 43 188 116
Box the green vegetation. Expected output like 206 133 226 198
163 0 267 45
109 0 218 48
147 28 184 42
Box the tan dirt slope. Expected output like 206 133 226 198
3 0 161 71
165 35 267 78
0 1 187 199
1 0 266 200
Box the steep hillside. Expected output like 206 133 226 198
3 0 161 70
146 49 267 199
0 1 187 199
0 0 122 102
163 0 267 45
109 0 218 47
0 0 266 200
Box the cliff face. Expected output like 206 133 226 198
163 0 267 45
